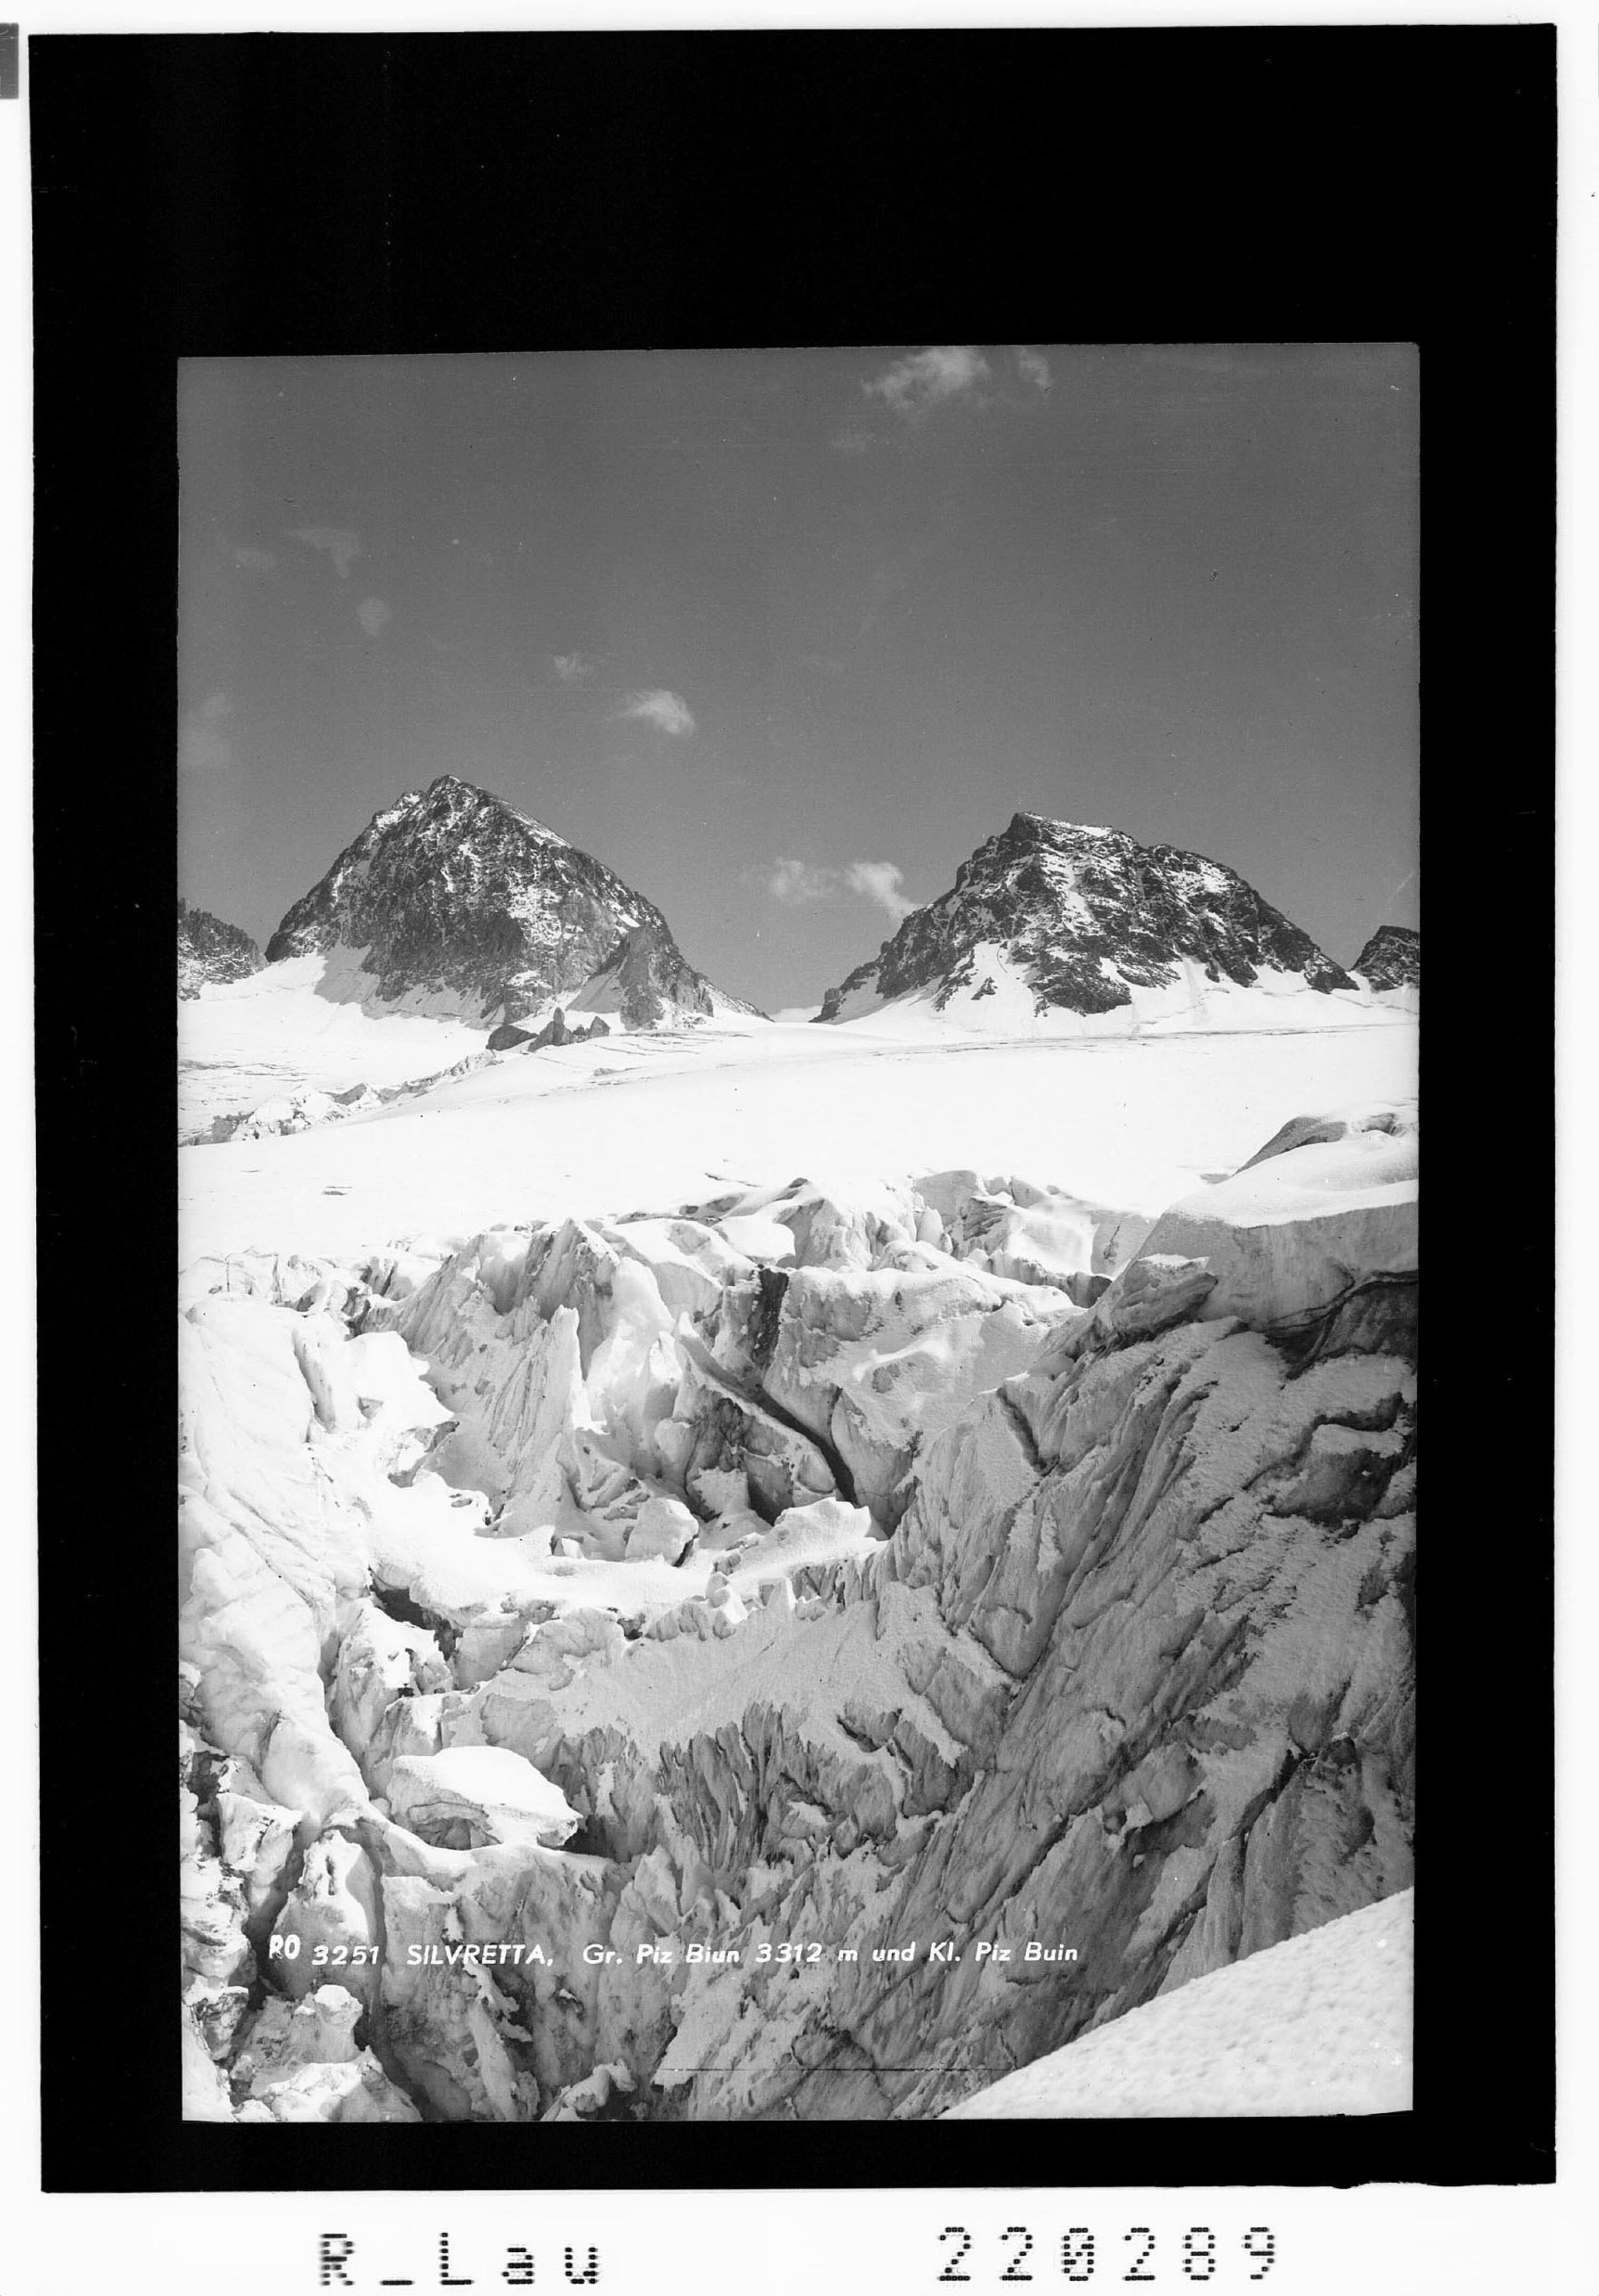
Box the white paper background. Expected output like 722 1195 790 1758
3 6 1593 2291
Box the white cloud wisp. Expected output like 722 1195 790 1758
844 860 917 922
759 855 918 923
1015 345 1053 394
615 688 696 737
862 345 992 418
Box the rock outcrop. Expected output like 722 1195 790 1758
178 898 264 997
564 923 721 1030
1352 924 1420 992
487 1010 613 1053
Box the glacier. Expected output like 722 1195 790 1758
179 1098 1416 2123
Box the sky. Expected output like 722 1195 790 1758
179 345 1418 1015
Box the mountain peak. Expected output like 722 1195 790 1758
819 810 1360 1027
1352 923 1419 990
264 776 749 1025
389 774 569 846
177 897 264 999
1004 809 1117 841
418 772 513 809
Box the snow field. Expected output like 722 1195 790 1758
180 1005 1418 2124
180 1015 1417 1268
943 1889 1413 2117
180 950 492 1135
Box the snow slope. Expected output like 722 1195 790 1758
179 950 492 1140
180 1012 1417 1269
943 1890 1412 2118
826 944 1406 1038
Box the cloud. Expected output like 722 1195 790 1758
862 345 992 418
552 652 593 684
615 687 696 738
845 860 917 921
288 525 362 579
179 691 234 773
357 596 392 637
1015 345 1052 394
230 544 277 573
757 855 918 922
763 857 839 905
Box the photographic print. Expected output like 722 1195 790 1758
175 343 1419 2128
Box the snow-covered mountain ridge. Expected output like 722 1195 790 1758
264 775 755 1028
819 811 1408 1033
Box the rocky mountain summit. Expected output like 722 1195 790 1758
178 899 264 999
1352 925 1420 992
265 775 754 1027
818 812 1360 1026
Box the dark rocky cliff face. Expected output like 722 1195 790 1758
574 921 720 1029
178 899 264 998
1352 924 1420 991
819 811 1356 1022
265 775 747 1025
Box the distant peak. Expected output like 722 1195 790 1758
1352 923 1419 989
177 897 263 999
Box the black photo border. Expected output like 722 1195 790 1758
32 24 1554 2195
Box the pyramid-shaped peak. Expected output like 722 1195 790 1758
819 809 1357 1025
264 775 750 1027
